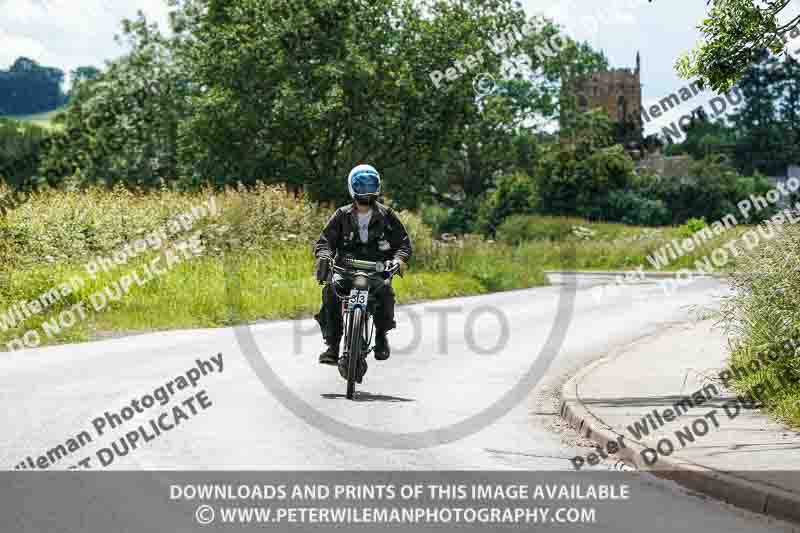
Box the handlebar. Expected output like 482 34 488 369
317 256 401 286
340 257 387 272
333 261 400 277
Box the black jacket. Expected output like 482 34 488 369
313 202 412 264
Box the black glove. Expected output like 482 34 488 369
315 255 331 283
389 258 407 277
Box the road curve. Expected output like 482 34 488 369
0 274 791 532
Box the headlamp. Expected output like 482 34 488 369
353 274 369 289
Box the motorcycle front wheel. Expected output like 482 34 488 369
346 307 364 400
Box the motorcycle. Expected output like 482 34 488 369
318 256 401 399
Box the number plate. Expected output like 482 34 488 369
348 289 368 308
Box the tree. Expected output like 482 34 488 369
475 171 537 235
0 118 50 187
436 16 607 205
728 50 786 175
41 14 192 187
177 0 526 205
70 66 102 87
664 0 800 91
678 115 735 161
535 109 637 218
0 58 66 115
776 54 800 164
38 0 608 205
650 156 776 224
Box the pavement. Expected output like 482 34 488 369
561 319 800 524
1 274 797 531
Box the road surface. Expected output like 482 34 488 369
0 274 793 531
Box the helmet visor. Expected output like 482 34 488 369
351 172 380 196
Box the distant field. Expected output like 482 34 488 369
2 108 64 129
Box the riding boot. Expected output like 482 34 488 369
374 330 391 360
318 338 340 365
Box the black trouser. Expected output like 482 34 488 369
314 279 396 345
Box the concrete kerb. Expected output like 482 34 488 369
559 352 800 525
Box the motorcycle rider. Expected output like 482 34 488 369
313 164 412 372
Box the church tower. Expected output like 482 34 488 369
566 52 644 144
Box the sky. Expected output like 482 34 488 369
526 0 709 101
1 0 797 135
0 0 170 83
0 0 706 96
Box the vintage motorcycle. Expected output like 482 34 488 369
318 256 401 399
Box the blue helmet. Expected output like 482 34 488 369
347 164 381 203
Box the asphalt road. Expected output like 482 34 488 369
0 274 794 532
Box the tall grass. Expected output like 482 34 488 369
0 184 545 349
721 221 800 428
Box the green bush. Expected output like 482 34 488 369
476 172 538 235
420 204 451 234
420 197 482 236
647 157 776 225
0 118 50 187
536 138 637 219
604 189 671 226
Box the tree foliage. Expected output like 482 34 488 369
0 58 67 115
667 0 800 91
0 119 50 187
436 17 607 206
41 15 191 187
647 156 775 224
476 171 537 235
669 50 800 176
38 0 606 208
177 0 524 205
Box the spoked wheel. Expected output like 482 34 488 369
346 307 364 400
